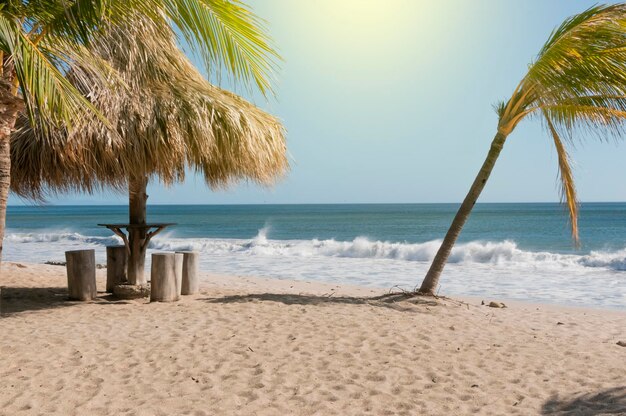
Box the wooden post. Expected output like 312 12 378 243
174 252 183 297
177 251 199 295
65 249 97 301
127 175 149 285
150 252 179 302
106 245 127 292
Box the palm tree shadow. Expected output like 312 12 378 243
0 287 132 317
201 292 439 312
541 387 626 415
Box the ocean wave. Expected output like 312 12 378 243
6 229 626 272
5 232 122 246
142 232 626 272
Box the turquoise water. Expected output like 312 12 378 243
5 203 626 308
7 203 626 252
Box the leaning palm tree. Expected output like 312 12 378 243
419 4 626 295
10 17 287 285
0 0 278 265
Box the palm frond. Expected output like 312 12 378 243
33 0 281 95
490 5 626 248
164 0 279 95
538 5 612 57
492 100 507 119
0 13 104 132
20 0 160 42
542 103 626 142
525 4 626 110
1 0 279 137
544 113 579 246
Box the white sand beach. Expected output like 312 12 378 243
1 262 625 415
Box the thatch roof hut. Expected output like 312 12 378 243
10 19 288 285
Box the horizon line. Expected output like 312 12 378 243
7 200 626 207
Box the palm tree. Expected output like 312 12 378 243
418 4 626 295
11 17 287 285
0 0 278 264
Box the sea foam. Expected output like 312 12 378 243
6 228 626 272
4 228 626 308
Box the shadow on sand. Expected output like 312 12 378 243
0 286 73 316
541 387 626 415
0 286 132 317
201 292 439 312
1 287 441 316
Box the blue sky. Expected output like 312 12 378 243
10 0 626 205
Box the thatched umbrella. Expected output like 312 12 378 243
10 19 288 285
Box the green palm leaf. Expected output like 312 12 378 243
544 112 579 245
164 0 279 95
0 0 279 131
0 14 104 131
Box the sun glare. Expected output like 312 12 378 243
290 0 464 78
313 0 417 53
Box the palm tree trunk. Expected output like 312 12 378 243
127 175 149 285
0 126 12 265
0 75 22 265
418 132 508 295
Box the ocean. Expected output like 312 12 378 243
4 203 626 309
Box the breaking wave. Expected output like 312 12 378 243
7 229 626 272
5 232 121 246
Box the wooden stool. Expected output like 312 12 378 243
150 252 179 302
176 251 199 295
174 252 184 297
65 249 97 301
106 245 127 293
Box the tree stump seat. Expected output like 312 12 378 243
176 251 199 295
65 249 97 301
106 245 128 292
150 252 180 302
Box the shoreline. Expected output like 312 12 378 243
5 223 626 310
1 262 625 415
6 260 626 313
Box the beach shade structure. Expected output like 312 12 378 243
10 18 288 286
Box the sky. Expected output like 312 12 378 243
9 0 626 205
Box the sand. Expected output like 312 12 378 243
1 262 625 415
